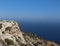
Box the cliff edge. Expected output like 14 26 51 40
0 20 59 46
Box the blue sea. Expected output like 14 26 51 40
17 20 60 44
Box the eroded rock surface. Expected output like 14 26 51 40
0 20 26 46
0 20 59 46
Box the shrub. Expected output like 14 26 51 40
0 24 2 29
5 27 11 31
5 38 14 45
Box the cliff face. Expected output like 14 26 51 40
0 20 26 46
0 20 59 46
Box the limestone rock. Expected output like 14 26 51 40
0 20 59 46
0 20 26 46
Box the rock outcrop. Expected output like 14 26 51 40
0 20 59 46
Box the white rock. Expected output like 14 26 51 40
0 20 26 46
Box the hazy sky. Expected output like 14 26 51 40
0 0 60 22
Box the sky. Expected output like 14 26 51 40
0 0 60 22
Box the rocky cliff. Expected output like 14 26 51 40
0 20 59 46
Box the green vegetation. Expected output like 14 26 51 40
0 24 2 29
33 42 42 46
23 32 37 38
5 38 14 45
5 27 11 31
20 43 26 46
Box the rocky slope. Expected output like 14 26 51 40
0 20 59 46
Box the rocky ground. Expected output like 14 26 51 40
0 20 59 46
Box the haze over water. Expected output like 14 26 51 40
17 20 60 44
0 0 60 44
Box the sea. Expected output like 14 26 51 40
17 20 60 44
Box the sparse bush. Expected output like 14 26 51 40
5 38 14 45
0 24 2 29
5 27 11 31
